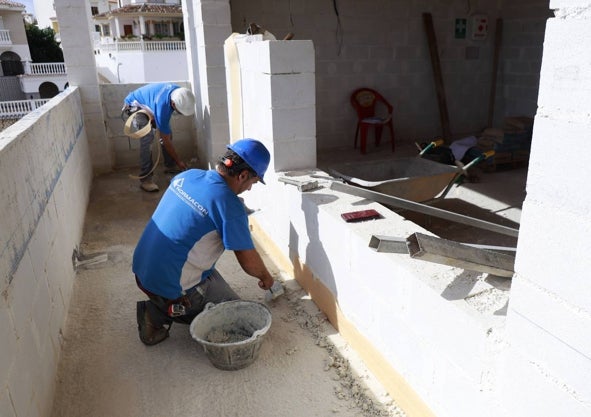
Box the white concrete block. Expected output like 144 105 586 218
235 39 270 73
7 251 34 334
430 358 496 417
376 315 428 381
268 41 315 74
516 201 591 310
499 346 591 417
201 45 226 68
0 386 16 417
270 73 315 109
407 280 492 383
201 23 233 47
8 326 38 417
506 297 591 403
271 137 316 171
537 19 591 115
0 297 17 385
241 70 272 109
508 275 591 361
197 1 231 25
30 275 52 356
271 107 316 139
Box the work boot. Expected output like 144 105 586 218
136 301 170 346
140 181 159 193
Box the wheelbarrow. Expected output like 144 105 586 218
416 138 495 199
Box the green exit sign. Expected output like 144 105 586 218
455 18 467 39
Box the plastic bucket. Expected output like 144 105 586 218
189 300 272 370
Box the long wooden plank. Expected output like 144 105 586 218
423 13 452 142
407 232 515 277
487 18 503 127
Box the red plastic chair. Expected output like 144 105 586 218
350 88 395 154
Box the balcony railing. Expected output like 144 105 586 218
95 40 186 53
0 99 50 119
0 29 12 45
23 62 67 76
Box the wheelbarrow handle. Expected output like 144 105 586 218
418 139 445 156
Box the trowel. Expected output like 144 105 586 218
265 280 285 302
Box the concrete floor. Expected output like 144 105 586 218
49 166 403 417
50 142 527 417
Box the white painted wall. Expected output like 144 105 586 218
94 49 189 84
0 88 92 417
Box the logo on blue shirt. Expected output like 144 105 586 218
172 177 208 217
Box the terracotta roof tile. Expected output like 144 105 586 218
0 0 26 9
95 4 182 18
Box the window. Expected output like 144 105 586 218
102 24 110 36
173 21 181 35
91 6 99 16
154 22 169 36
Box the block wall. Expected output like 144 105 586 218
238 36 506 417
183 0 234 168
0 88 93 417
235 39 316 173
501 1 591 416
230 0 549 149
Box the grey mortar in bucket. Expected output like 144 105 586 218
189 300 272 370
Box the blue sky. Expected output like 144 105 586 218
20 0 35 14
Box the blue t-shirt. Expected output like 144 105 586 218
124 82 178 135
132 169 255 299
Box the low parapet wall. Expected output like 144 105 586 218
0 87 92 417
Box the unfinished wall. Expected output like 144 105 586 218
100 83 197 169
235 3 591 416
182 0 233 168
237 36 507 417
0 88 92 417
233 38 316 173
230 0 549 150
500 1 591 415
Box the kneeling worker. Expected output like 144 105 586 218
133 138 275 346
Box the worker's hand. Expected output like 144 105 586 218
177 160 188 171
258 276 274 291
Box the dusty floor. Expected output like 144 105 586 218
49 166 405 417
50 142 527 417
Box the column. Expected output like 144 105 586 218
53 0 112 174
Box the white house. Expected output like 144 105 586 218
0 0 66 120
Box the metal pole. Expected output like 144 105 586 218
406 232 515 277
330 181 519 238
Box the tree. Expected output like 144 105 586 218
25 24 64 62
